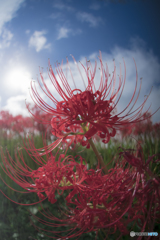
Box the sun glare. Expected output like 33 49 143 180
5 67 31 94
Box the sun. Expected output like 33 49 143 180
5 66 31 94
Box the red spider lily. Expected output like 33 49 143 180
0 145 89 205
11 115 34 134
26 51 158 154
0 109 42 138
1 136 159 238
26 145 160 239
119 144 160 236
152 122 160 140
27 154 142 239
130 112 153 137
118 112 153 139
0 110 13 130
0 110 14 139
0 140 136 238
119 142 160 175
29 155 88 204
28 103 53 139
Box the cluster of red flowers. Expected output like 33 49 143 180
119 112 160 140
0 51 160 239
0 105 53 140
1 142 159 239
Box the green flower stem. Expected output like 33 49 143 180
81 123 108 173
87 138 108 174
98 229 105 239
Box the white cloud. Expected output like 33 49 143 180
1 67 51 117
0 28 13 49
52 0 74 11
0 0 25 34
73 28 82 36
2 95 30 116
57 27 71 40
77 12 103 27
1 64 33 117
89 2 101 10
29 31 51 52
57 27 82 40
25 29 30 34
0 0 24 49
49 12 62 20
3 65 31 96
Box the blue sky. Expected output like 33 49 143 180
0 0 160 123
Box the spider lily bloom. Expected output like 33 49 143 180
30 155 88 204
26 148 159 239
119 144 160 233
28 103 54 140
152 122 160 140
27 51 158 153
133 112 153 136
119 142 160 175
28 156 142 239
0 146 88 205
0 110 13 131
0 110 14 139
